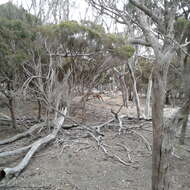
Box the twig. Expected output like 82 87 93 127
131 130 152 152
75 145 92 153
111 109 127 134
93 118 115 133
115 143 134 163
0 185 51 189
87 132 137 168
118 116 123 135
101 143 138 168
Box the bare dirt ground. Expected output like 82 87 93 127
0 94 190 190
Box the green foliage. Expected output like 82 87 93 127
0 3 134 90
0 3 39 81
103 33 123 49
58 21 103 49
59 20 82 34
102 33 134 59
174 18 190 42
137 57 153 90
81 20 105 34
112 45 135 59
38 20 134 60
0 18 33 79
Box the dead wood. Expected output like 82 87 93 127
61 124 79 130
0 122 45 145
0 108 67 181
115 143 133 163
87 131 138 168
93 118 115 133
131 130 152 152
0 113 11 120
0 145 32 157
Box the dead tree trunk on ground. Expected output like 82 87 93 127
0 108 67 180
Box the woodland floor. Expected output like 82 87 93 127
0 93 190 190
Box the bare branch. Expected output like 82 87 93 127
129 0 161 26
0 122 45 145
128 38 151 47
0 108 67 180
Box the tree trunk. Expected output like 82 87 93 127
151 63 171 190
128 86 133 101
179 111 189 144
165 90 171 105
179 55 190 144
8 96 16 129
145 72 152 119
37 99 42 121
113 68 128 107
127 60 141 119
5 81 17 129
121 81 128 107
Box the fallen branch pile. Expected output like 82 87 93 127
0 108 152 182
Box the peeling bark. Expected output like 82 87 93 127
151 64 166 190
151 55 173 190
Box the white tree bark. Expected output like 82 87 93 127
113 67 128 107
127 59 141 119
0 122 45 145
0 108 67 180
145 72 152 119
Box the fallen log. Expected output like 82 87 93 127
0 145 32 157
0 122 45 145
0 108 67 181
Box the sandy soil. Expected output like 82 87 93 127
0 94 190 190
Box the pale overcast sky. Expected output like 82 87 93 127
0 0 95 22
0 0 10 4
0 0 124 32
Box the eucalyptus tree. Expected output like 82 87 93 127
29 20 134 117
0 17 34 128
0 2 41 25
88 0 189 189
